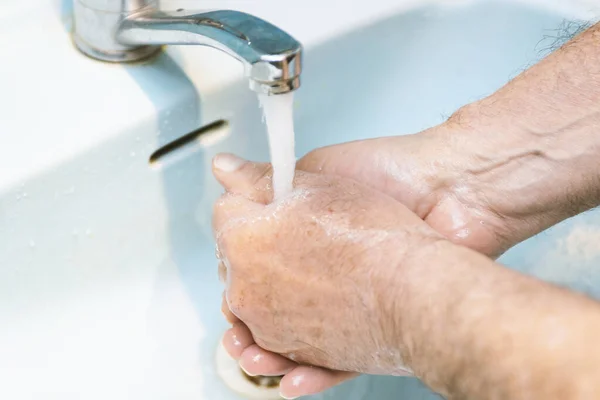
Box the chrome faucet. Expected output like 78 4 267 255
73 0 302 95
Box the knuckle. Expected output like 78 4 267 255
212 194 232 230
248 164 274 203
256 164 273 184
253 336 272 351
219 227 245 256
226 290 246 318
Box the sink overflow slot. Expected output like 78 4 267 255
149 119 229 167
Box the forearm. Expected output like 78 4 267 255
399 27 600 397
441 22 600 244
398 241 600 399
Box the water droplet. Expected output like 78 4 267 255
130 151 136 157
166 110 172 116
16 194 21 201
29 240 35 248
72 229 78 237
22 192 28 198
65 186 75 195
135 136 141 142
85 229 92 237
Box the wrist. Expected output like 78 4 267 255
434 99 600 249
371 228 446 375
387 238 461 376
390 239 480 394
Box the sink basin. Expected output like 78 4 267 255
1 1 598 399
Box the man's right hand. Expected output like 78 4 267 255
297 122 511 258
297 101 600 261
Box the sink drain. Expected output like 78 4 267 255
242 372 282 389
216 341 283 399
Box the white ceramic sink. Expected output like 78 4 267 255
1 1 599 399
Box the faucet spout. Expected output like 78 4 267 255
73 1 302 95
118 10 302 95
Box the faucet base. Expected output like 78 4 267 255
73 35 162 63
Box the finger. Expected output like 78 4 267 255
213 153 336 206
279 366 359 399
239 344 296 377
222 322 255 360
221 291 239 324
297 141 375 176
296 144 344 173
212 153 273 203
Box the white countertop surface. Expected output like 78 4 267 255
0 0 596 192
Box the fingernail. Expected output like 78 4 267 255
279 393 298 400
239 363 257 377
214 153 246 172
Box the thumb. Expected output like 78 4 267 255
297 141 373 179
212 153 274 204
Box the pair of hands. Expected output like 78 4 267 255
211 21 600 399
212 118 546 398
